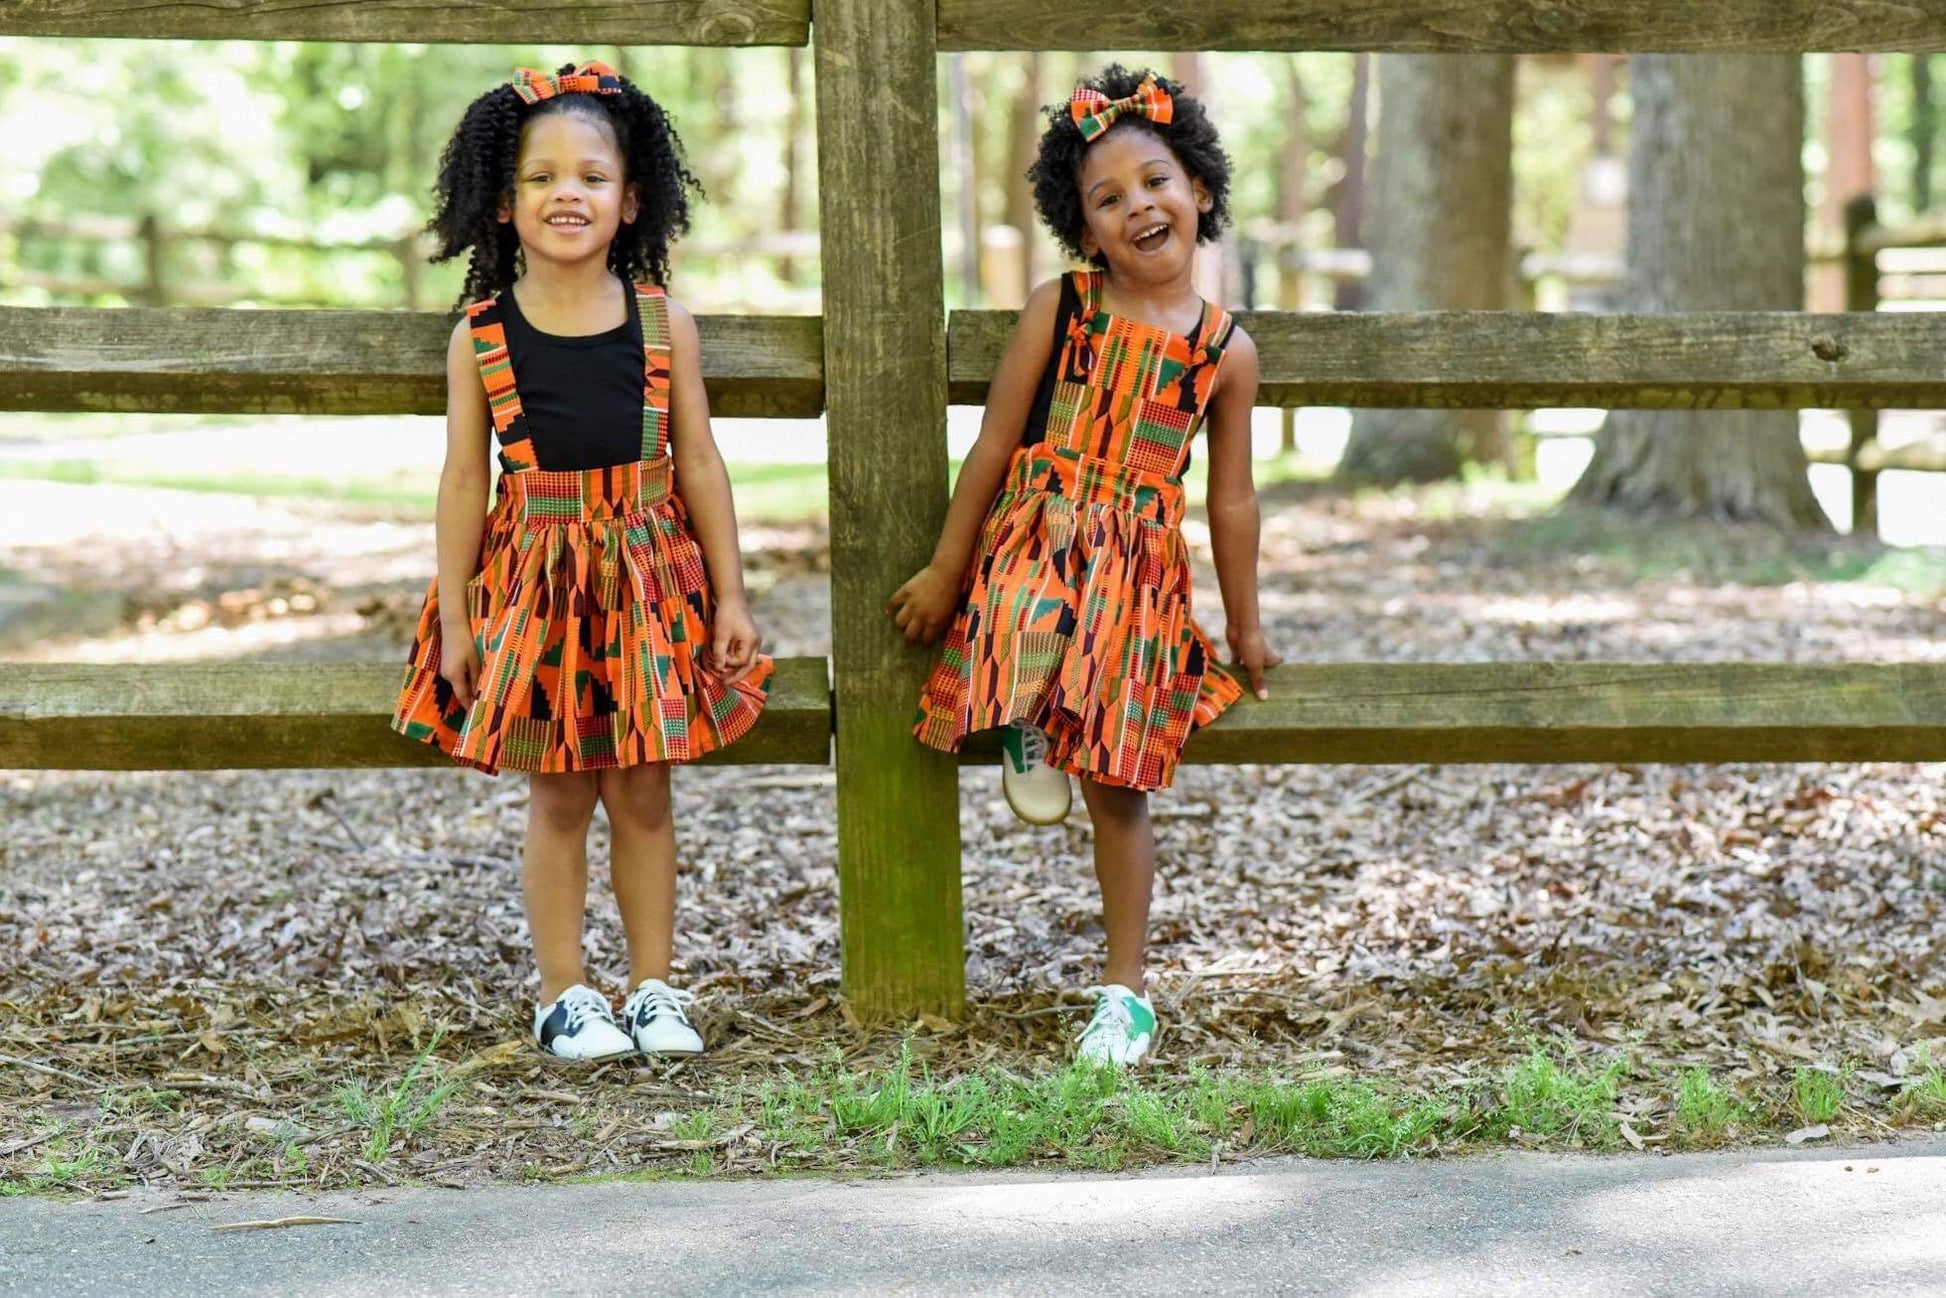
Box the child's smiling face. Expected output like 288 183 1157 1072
500 108 639 267
1074 125 1211 282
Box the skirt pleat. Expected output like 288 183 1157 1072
915 444 1238 791
393 458 770 774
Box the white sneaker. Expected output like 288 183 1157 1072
533 984 635 1062
1075 984 1157 1067
1001 723 1071 824
623 978 704 1056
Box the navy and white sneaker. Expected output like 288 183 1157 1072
623 978 704 1056
533 984 635 1062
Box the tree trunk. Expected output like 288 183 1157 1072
1914 55 1936 212
948 54 981 304
711 50 738 213
1813 54 1876 310
1569 55 1828 530
1278 55 1309 453
1341 54 1515 486
779 47 806 283
1004 52 1043 303
1589 54 1619 157
1332 53 1372 311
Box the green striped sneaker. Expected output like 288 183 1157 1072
1000 722 1071 824
1076 983 1156 1067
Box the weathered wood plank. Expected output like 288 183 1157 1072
813 0 965 1020
18 660 1937 771
1 1 808 45
0 308 823 418
1209 662 1946 764
949 310 1946 410
948 663 1946 764
939 1 1946 52
1186 663 1946 763
0 658 832 770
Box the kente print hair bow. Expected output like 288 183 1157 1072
1069 75 1175 142
511 60 625 105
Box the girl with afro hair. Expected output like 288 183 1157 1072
891 66 1278 1067
393 62 770 1063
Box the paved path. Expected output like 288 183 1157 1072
4 1139 1944 1295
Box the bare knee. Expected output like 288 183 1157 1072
598 764 673 834
528 772 599 833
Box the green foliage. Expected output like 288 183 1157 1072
1247 1077 1448 1158
1791 1066 1846 1124
5 1140 103 1194
753 1041 1451 1171
1906 1044 1946 1120
332 1034 457 1164
1674 1069 1754 1141
1483 1045 1625 1147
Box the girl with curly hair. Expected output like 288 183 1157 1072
393 62 770 1062
890 66 1278 1066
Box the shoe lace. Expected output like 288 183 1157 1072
634 983 696 1024
1016 724 1049 767
1080 986 1133 1042
558 985 611 1032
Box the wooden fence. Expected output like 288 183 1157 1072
5 2 1946 1021
1842 195 1946 533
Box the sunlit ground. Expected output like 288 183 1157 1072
0 405 1939 541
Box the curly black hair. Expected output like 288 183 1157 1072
428 64 701 308
1027 64 1233 267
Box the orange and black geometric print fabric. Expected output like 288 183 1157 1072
393 284 770 773
915 270 1241 791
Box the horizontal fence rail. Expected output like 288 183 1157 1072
950 311 1946 409
937 0 1946 52
0 659 834 770
1179 663 1946 764
10 0 1944 51
16 309 1940 420
0 0 810 44
8 661 1944 770
0 309 825 418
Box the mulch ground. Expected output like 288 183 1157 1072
3 483 1944 1189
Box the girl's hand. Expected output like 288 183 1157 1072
440 623 483 709
1227 624 1283 701
711 598 763 684
888 564 960 646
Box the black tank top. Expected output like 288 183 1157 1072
499 286 647 472
1021 275 1080 450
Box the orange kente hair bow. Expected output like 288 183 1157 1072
1069 75 1175 142
510 60 625 105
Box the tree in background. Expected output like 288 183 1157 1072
1569 55 1826 529
1340 54 1516 485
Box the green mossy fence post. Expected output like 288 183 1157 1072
812 0 966 1020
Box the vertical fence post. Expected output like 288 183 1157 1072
812 0 966 1020
1843 194 1881 538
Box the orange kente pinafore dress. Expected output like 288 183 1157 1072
915 269 1240 791
393 284 770 774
